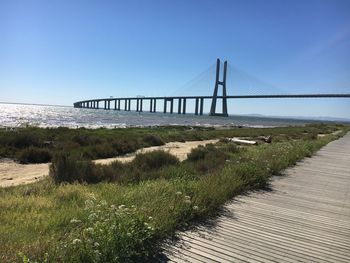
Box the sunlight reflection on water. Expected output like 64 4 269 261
0 103 317 129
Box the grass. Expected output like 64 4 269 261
0 123 342 163
0 124 348 262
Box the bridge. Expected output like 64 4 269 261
73 59 350 116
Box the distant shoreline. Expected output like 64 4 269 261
0 101 71 108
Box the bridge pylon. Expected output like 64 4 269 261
210 58 228 117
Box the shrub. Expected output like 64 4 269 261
58 195 157 262
143 135 165 146
17 147 52 164
50 152 98 184
187 145 209 161
132 151 179 171
12 133 41 148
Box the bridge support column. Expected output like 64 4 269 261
182 98 186 114
150 99 153 112
124 99 127 111
136 99 139 112
140 99 143 112
178 98 182 114
163 99 167 113
153 99 157 112
195 98 199 115
200 98 204 115
114 100 117 110
170 99 173 114
210 59 228 117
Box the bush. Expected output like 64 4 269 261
50 152 98 184
56 195 157 262
187 145 209 161
17 147 52 164
143 135 165 146
12 133 41 148
132 151 179 171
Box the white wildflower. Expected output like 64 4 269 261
176 191 182 196
84 227 94 233
118 204 126 209
88 213 97 220
193 206 199 210
70 218 81 224
72 239 82 245
94 242 100 247
184 195 191 200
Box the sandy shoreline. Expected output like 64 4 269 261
0 139 218 188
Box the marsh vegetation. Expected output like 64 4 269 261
0 124 348 262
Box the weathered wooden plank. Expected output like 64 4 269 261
164 132 350 262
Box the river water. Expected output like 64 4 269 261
0 103 335 129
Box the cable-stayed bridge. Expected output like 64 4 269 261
73 59 350 117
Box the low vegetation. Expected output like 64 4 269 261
0 124 348 262
0 124 342 163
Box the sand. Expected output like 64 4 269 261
0 159 50 188
0 139 218 188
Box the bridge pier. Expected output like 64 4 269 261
150 99 153 112
182 98 186 114
140 99 143 112
163 99 167 113
136 99 139 112
178 98 182 114
124 99 127 111
195 98 199 115
170 99 173 114
153 99 157 112
200 98 204 115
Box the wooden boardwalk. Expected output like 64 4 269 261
164 133 350 262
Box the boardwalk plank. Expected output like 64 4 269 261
164 133 350 262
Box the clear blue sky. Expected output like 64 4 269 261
1 0 350 118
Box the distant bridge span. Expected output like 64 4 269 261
74 59 350 116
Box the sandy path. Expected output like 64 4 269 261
0 159 50 188
94 139 219 164
0 139 218 188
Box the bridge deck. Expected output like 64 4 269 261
164 133 350 262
